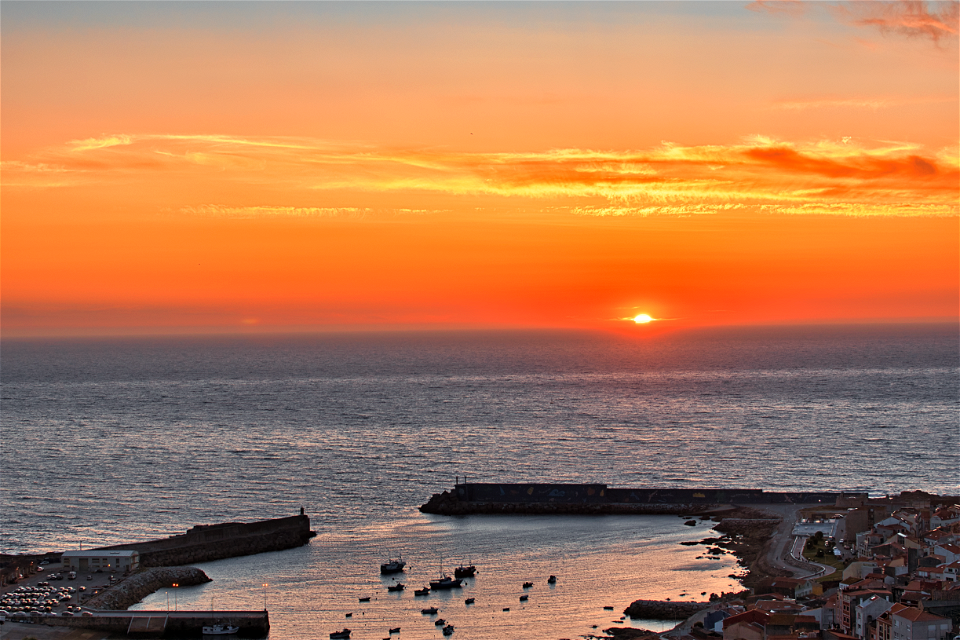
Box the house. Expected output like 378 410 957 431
854 595 893 640
890 605 952 640
60 549 140 572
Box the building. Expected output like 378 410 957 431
890 605 952 640
61 549 140 572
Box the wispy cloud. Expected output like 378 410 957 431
750 1 959 45
770 94 955 110
4 133 957 217
833 1 960 45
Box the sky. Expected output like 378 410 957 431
2 1 958 337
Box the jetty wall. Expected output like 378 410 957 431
95 513 315 567
420 484 857 515
40 610 270 638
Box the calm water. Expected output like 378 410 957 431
2 324 957 639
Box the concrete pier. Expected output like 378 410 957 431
40 609 270 638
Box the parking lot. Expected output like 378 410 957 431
1 560 125 622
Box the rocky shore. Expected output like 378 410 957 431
623 599 712 619
83 566 211 610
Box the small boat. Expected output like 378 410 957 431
389 627 400 634
430 576 462 589
453 563 476 578
387 583 405 592
430 558 463 590
421 607 438 615
502 607 510 612
414 587 430 596
202 625 239 636
345 613 353 618
464 597 474 605
330 631 351 640
380 556 406 574
434 618 446 626
547 575 557 584
358 597 370 602
522 582 533 588
442 624 455 636
519 595 528 602
603 606 614 611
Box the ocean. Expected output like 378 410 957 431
1 324 957 639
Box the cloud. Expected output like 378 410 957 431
4 134 957 217
833 1 960 44
751 1 959 45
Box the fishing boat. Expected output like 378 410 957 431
434 618 446 626
464 597 475 605
420 607 438 615
358 597 370 602
389 627 400 634
386 583 405 592
414 587 430 596
429 558 462 589
429 575 462 589
442 624 455 635
329 630 351 640
547 575 557 584
380 556 405 574
202 624 239 636
453 562 476 578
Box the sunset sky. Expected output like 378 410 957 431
2 1 958 337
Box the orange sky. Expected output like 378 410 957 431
2 2 958 336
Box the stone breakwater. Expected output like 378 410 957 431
624 599 711 620
84 566 211 610
97 512 315 567
420 490 718 516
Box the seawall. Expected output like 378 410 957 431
419 484 854 516
95 513 315 567
41 609 270 638
84 566 211 610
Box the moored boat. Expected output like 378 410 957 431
380 556 405 574
429 575 462 590
453 563 476 578
443 624 455 635
414 587 430 596
420 606 438 615
387 583 405 592
202 624 239 636
330 630 351 640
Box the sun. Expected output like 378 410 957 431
632 314 653 324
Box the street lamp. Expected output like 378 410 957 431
172 583 179 611
262 583 268 611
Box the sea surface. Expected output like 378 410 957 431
2 324 958 639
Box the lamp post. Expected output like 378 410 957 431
166 590 169 611
262 583 268 611
172 583 179 611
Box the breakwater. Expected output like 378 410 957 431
84 566 211 610
419 483 853 515
41 609 270 638
624 598 711 620
96 512 315 567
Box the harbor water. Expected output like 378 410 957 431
2 324 957 638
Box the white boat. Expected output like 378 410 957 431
202 624 240 635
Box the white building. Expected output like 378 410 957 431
855 594 892 640
61 549 139 572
